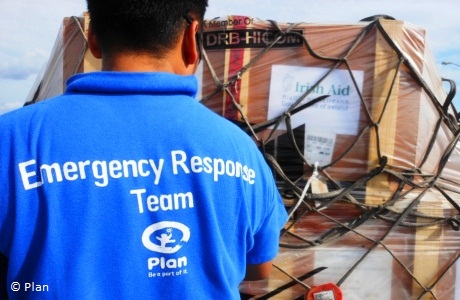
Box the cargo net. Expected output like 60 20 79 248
199 15 460 299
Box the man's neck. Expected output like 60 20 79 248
102 52 183 73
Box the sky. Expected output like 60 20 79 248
1 0 459 115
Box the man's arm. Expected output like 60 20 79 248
0 253 8 299
244 261 273 281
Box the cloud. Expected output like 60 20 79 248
0 75 37 114
0 0 86 108
0 50 48 80
0 101 23 116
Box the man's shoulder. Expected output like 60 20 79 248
202 110 259 148
1 96 63 119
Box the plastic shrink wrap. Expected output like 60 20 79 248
27 13 460 300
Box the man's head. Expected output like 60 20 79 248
86 0 208 72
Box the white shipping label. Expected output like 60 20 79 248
305 133 335 166
268 65 364 135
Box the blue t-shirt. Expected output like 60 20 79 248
0 72 287 299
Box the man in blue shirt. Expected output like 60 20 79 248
0 0 287 298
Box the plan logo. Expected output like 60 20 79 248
142 221 190 254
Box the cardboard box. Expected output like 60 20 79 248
197 16 454 203
199 17 460 299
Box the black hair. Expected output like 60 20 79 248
86 0 208 57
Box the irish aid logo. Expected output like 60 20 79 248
142 221 190 254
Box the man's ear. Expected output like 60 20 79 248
182 20 200 66
87 22 103 59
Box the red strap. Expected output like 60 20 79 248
224 16 248 120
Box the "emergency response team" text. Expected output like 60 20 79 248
18 150 256 190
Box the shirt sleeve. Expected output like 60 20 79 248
246 179 287 265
